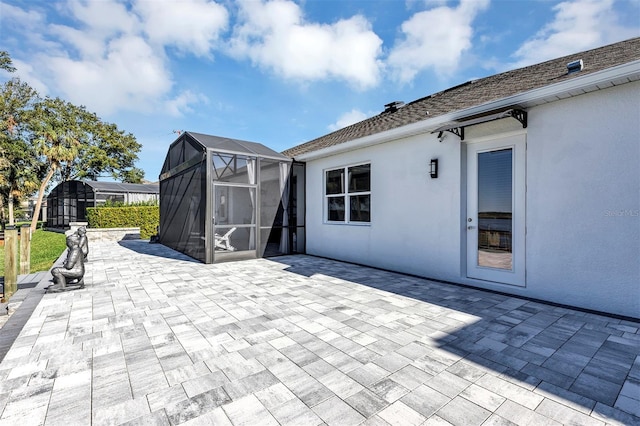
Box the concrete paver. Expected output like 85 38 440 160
0 272 50 362
0 240 638 425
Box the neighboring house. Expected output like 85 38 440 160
283 38 640 319
46 180 159 228
27 196 46 223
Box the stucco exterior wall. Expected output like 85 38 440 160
305 131 463 282
304 80 639 318
524 81 640 317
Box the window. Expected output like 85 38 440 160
325 163 370 223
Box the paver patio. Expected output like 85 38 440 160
0 240 638 425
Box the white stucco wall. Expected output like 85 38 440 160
524 81 640 317
305 131 464 282
304 80 639 318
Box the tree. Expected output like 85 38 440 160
29 97 144 232
29 97 84 232
0 51 145 232
58 119 143 183
0 51 16 73
1 52 41 225
119 167 145 184
2 137 40 225
0 78 40 225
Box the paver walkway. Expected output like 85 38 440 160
0 272 51 363
0 240 638 425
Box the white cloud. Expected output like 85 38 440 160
9 60 49 95
134 0 228 57
47 35 173 115
228 0 383 89
0 0 227 117
0 2 46 27
511 0 639 67
64 0 139 37
0 2 62 56
328 109 369 131
166 90 210 117
388 0 490 83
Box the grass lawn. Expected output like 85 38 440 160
0 229 67 276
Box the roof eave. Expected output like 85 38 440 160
294 59 640 162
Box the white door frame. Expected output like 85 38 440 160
466 134 526 286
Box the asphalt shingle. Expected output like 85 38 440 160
283 37 640 158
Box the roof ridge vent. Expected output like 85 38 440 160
383 101 404 113
567 59 584 74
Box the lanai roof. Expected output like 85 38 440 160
187 132 289 160
83 180 159 194
283 37 640 159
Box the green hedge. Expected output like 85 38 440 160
86 206 159 240
16 220 45 229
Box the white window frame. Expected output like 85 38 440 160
324 163 371 224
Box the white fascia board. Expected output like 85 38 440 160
294 115 452 162
295 60 640 162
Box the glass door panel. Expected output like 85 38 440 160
477 149 513 270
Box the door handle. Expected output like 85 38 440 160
467 226 476 230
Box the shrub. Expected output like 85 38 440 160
16 220 45 229
102 199 158 208
87 205 159 239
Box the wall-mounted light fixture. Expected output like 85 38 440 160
429 158 438 179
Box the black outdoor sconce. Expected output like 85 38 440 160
429 158 438 178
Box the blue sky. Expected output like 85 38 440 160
1 0 639 182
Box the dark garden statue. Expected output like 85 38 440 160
77 226 89 260
48 233 85 292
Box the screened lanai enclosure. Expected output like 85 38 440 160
159 132 305 263
46 180 159 228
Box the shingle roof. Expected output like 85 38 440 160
283 37 640 158
84 181 159 194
